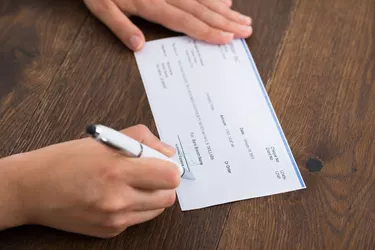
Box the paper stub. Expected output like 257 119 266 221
134 36 305 211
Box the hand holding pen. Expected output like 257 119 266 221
86 124 195 180
0 124 182 238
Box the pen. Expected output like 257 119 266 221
86 124 195 180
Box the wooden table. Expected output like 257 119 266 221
1 0 374 249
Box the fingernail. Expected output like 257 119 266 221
161 141 176 156
221 31 234 37
130 35 142 50
222 0 232 6
241 25 253 33
239 15 252 25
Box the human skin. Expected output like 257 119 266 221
0 125 181 238
83 0 253 51
0 0 253 238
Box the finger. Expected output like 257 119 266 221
168 0 252 38
198 0 252 26
98 208 164 238
126 208 164 227
128 188 177 211
220 0 232 7
123 157 181 190
121 124 176 157
84 0 145 51
138 2 234 44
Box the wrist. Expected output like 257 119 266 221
0 153 33 230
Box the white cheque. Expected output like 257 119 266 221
134 36 306 211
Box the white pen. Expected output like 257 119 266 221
86 124 195 180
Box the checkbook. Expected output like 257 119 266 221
134 36 306 211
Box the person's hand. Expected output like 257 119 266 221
83 0 253 51
1 125 180 238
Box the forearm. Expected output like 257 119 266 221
0 155 28 230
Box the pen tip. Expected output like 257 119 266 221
182 171 196 180
86 124 97 136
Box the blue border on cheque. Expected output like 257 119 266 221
240 39 305 188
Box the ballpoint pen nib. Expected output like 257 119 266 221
182 171 195 180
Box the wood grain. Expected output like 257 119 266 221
0 0 294 248
0 0 294 249
0 0 88 157
3 0 373 249
218 0 375 249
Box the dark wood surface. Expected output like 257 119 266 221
0 0 374 249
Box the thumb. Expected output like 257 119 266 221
84 0 145 51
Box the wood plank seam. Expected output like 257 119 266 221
265 0 301 92
6 14 89 156
214 205 232 250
